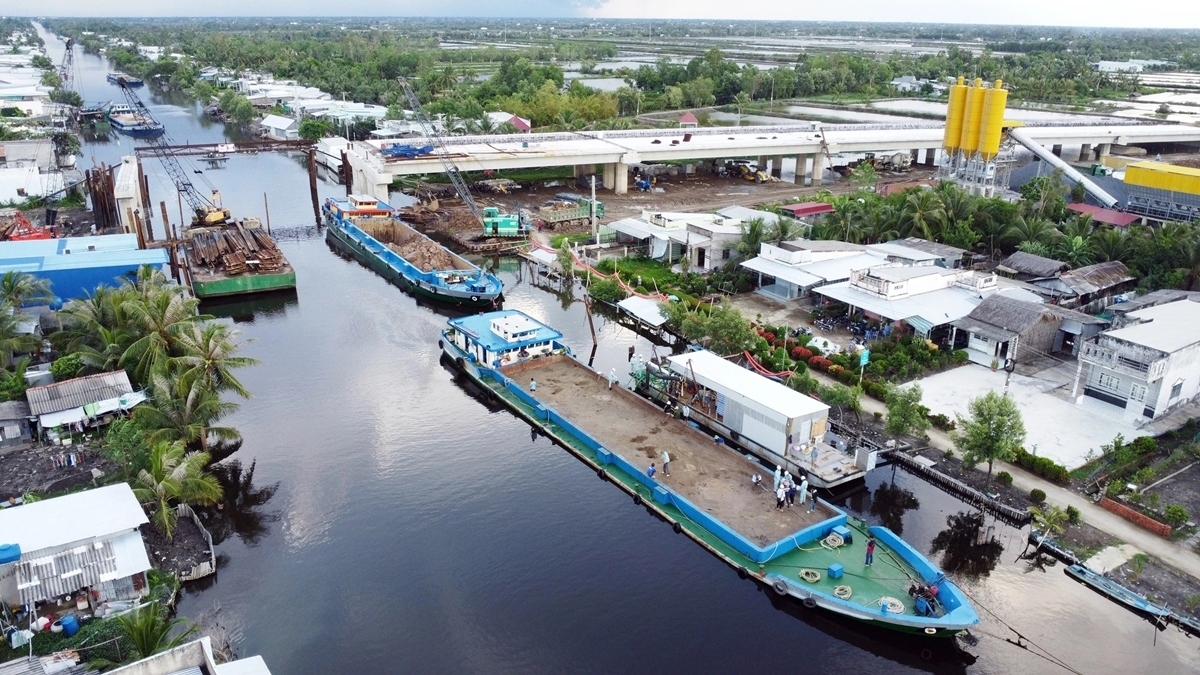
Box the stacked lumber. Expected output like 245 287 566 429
185 225 287 276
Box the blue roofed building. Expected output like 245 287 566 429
0 234 169 304
444 309 568 369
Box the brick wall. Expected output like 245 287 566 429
1098 497 1173 537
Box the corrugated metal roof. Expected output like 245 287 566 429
0 400 30 420
667 349 828 421
0 483 148 554
25 371 132 416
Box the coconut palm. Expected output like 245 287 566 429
171 323 259 398
861 203 901 244
132 440 223 540
74 324 135 374
0 271 54 308
1179 241 1200 291
1091 228 1129 262
735 217 770 259
937 183 976 230
1054 235 1094 267
120 290 205 386
0 303 41 367
899 190 947 240
1010 215 1058 249
134 373 240 452
771 217 803 245
1029 504 1069 548
90 602 197 668
1059 215 1094 241
733 91 751 126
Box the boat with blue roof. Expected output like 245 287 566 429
324 194 503 308
440 310 979 636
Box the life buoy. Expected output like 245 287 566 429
772 579 788 595
802 596 817 609
633 494 643 506
672 521 682 534
471 295 480 303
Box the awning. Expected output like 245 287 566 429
606 218 662 241
617 296 668 327
739 256 822 289
666 230 711 246
525 247 558 265
38 407 87 428
906 315 935 335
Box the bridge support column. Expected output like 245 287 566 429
574 164 593 178
812 153 826 187
1096 143 1111 158
602 162 616 191
911 149 921 166
1078 145 1092 162
793 155 805 185
757 155 768 170
1051 144 1063 157
613 162 629 195
925 149 939 167
771 154 783 178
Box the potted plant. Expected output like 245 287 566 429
990 358 999 372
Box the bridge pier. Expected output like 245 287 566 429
602 163 616 191
793 155 805 185
924 149 938 167
1051 144 1063 157
1096 143 1111 158
574 164 594 178
812 153 826 187
347 149 393 203
757 155 768 171
614 162 629 194
771 154 783 178
1078 144 1092 162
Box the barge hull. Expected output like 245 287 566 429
327 224 498 308
190 269 297 298
441 338 978 636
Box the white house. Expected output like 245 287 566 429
0 484 152 613
1074 298 1200 422
107 637 273 675
602 209 750 270
260 114 299 141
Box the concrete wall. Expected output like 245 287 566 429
1151 342 1200 418
109 637 218 675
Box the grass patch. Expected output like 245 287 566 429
611 257 679 291
550 232 592 248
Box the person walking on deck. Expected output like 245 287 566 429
775 485 787 511
808 488 818 512
647 463 656 479
865 537 876 567
529 378 537 392
773 466 783 492
661 450 671 477
608 368 618 389
798 476 809 505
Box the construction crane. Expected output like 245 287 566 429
114 80 230 226
394 77 522 235
57 37 74 95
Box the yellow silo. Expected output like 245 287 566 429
960 78 986 156
943 76 967 151
979 80 1009 160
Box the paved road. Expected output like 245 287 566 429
807 369 1200 581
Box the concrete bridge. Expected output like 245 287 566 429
345 121 1200 201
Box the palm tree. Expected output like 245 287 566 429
899 190 947 240
736 218 770 259
771 217 803 245
135 374 240 452
0 271 53 308
733 91 751 126
121 291 204 386
0 303 41 367
1054 235 1094 267
861 203 900 244
132 441 223 540
171 323 259 398
1010 215 1058 249
1059 215 1094 241
123 601 195 657
0 356 30 400
1030 504 1069 548
74 324 134 374
1091 228 1128 262
1179 241 1200 291
937 183 976 229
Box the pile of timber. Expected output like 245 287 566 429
358 218 463 272
186 226 286 276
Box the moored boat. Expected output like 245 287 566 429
106 103 163 138
107 72 143 87
441 310 979 636
324 195 503 308
1064 564 1172 621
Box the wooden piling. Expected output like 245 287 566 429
158 201 170 243
307 148 320 226
263 192 272 235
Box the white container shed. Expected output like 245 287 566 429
667 350 830 454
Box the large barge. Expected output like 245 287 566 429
324 195 503 308
181 219 296 299
106 103 163 138
441 310 979 636
633 349 875 490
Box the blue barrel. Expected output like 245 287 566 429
0 543 20 565
60 615 79 637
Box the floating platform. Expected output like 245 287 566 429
440 312 979 636
183 223 296 299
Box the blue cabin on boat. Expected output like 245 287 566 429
444 310 569 369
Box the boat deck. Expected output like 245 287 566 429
508 357 835 546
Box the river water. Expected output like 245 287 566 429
37 26 1200 675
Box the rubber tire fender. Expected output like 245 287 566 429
596 468 607 481
772 579 788 595
672 521 682 534
455 357 465 369
633 494 643 506
802 596 817 609
438 339 444 350
737 568 749 580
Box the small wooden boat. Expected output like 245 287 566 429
1064 564 1171 620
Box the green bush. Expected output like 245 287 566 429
952 350 969 364
595 258 617 274
1013 447 1071 485
1030 488 1047 505
50 353 84 381
589 278 627 303
928 412 956 431
996 471 1014 487
634 285 648 295
1164 504 1191 527
1066 505 1081 525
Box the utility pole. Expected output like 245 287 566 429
590 175 597 242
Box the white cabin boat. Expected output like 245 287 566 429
316 137 352 171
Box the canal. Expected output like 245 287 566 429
37 25 1200 675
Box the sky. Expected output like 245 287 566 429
15 0 1200 30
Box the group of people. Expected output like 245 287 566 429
751 466 817 513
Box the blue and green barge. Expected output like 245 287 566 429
441 310 980 636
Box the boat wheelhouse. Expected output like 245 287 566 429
442 309 570 372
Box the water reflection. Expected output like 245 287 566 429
929 512 1004 579
870 483 920 535
205 459 281 547
201 290 300 324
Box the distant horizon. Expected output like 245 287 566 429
10 0 1200 31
